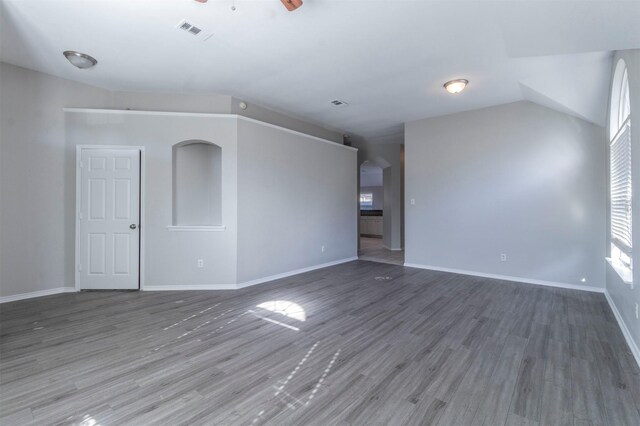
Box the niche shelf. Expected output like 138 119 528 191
171 140 223 230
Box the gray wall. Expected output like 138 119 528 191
606 49 640 349
0 62 349 298
173 142 222 226
236 119 358 283
405 101 606 289
0 62 113 296
360 186 384 210
230 97 343 144
67 112 239 288
111 90 231 114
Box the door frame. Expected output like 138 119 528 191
75 145 146 291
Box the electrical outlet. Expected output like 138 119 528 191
321 245 325 253
500 254 507 262
197 259 204 268
410 198 416 205
635 303 639 319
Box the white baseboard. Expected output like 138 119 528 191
143 284 237 291
237 257 358 289
143 257 359 292
403 263 605 294
382 244 403 252
3 259 359 297
0 287 76 304
604 290 640 369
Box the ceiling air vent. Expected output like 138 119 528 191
176 19 212 39
330 99 348 107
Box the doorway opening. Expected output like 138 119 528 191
358 160 404 265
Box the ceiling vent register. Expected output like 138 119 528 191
176 20 213 40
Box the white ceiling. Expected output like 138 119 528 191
2 0 639 143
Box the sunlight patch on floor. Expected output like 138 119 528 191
256 300 306 321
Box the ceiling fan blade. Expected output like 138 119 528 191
281 0 303 11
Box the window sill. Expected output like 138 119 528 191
166 225 226 232
606 257 633 286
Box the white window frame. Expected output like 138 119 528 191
608 59 633 285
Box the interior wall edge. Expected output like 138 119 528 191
0 257 360 298
605 289 640 369
236 256 358 290
62 108 357 153
404 262 606 293
0 287 76 304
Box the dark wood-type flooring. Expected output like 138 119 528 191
1 261 639 425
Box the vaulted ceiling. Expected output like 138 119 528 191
2 0 639 143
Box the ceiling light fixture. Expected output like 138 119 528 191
63 51 97 69
444 79 468 94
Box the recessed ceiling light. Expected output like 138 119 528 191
444 79 468 94
63 51 97 69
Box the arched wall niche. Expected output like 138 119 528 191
172 140 222 226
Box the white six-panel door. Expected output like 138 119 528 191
78 148 140 290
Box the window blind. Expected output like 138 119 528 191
610 119 632 255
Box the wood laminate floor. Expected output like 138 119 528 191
358 237 404 265
1 261 639 426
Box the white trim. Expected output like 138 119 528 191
166 225 226 232
604 290 640 369
140 149 147 291
64 108 236 118
75 146 81 291
237 116 358 152
144 284 237 291
606 257 633 286
75 145 146 291
0 287 76 304
141 257 358 291
383 244 403 252
237 257 358 289
610 115 632 144
63 108 357 152
403 263 605 293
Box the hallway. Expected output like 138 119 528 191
358 237 404 265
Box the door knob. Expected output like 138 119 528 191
130 224 137 230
